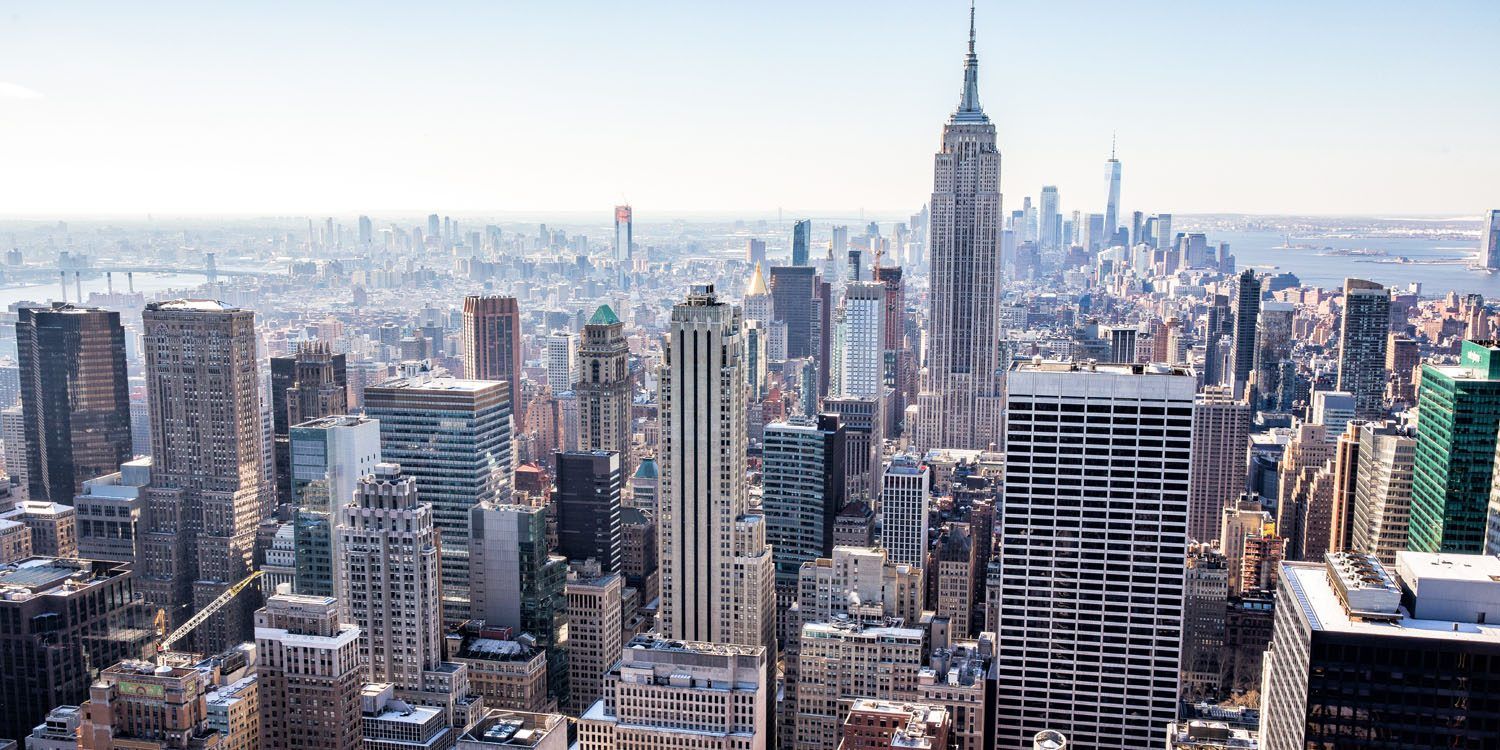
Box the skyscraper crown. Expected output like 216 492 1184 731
952 1 988 124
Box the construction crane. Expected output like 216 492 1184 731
154 570 264 663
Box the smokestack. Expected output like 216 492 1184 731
59 271 67 302
74 271 82 303
106 271 113 295
128 271 135 293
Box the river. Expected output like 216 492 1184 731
1208 229 1495 297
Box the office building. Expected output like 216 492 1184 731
16 303 131 504
656 286 776 654
1337 279 1391 420
289 415 380 599
769 266 818 360
746 238 767 266
762 415 846 602
0 558 149 745
468 503 569 706
0 499 76 558
553 450 623 572
840 700 950 750
1107 325 1137 364
931 522 977 637
1228 270 1261 399
791 546 924 632
360 683 455 750
880 455 930 568
73 457 150 564
1038 185 1059 252
336 463 478 727
461 295 523 420
1261 552 1500 749
545 332 577 395
270 342 348 506
138 300 270 654
997 360 1194 749
792 219 811 266
204 677 257 750
832 281 886 399
0 517 27 563
255 594 363 750
1254 301 1295 409
1181 545 1229 701
1188 386 1251 544
576 305 632 469
792 619 928 750
577 636 768 750
564 561 623 716
77 662 221 749
365 368 513 618
26 704 82 750
1482 209 1500 270
446 624 551 714
1103 147 1121 243
1350 421 1415 565
1410 340 1500 553
822 397 882 503
914 13 1004 453
458 710 569 750
620 507 658 603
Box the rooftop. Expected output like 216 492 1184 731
1283 556 1500 643
0 558 126 600
146 299 241 313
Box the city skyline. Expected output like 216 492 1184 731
1 1 1496 217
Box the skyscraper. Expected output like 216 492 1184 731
656 285 775 654
545 331 577 395
1336 278 1391 420
1350 421 1415 566
364 367 513 619
1038 185 1059 252
289 415 381 599
468 502 569 705
769 266 817 360
1228 270 1261 400
997 359 1194 749
761 414 846 604
553 450 623 572
255 594 363 750
1481 209 1500 270
916 7 1004 452
16 303 131 504
576 305 632 469
1103 142 1121 243
564 561 623 716
270 342 348 506
335 463 479 725
138 300 270 653
873 265 909 429
1261 552 1500 750
461 294 523 418
614 204 633 281
831 281 885 399
1188 385 1251 543
791 218 811 266
880 455 930 568
1409 339 1500 553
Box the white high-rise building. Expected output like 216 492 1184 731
546 331 578 394
1188 386 1251 544
1352 421 1415 566
832 281 886 399
996 360 1194 749
1039 185 1059 252
335 462 479 727
880 455 930 568
1104 144 1122 244
656 285 776 655
915 6 1004 453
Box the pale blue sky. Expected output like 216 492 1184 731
0 1 1495 217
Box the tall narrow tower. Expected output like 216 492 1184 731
577 304 633 470
915 4 1004 452
656 285 775 654
1104 137 1122 244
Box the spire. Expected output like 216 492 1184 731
747 262 769 296
1110 131 1117 161
953 0 987 122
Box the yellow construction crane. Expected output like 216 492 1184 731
154 570 264 663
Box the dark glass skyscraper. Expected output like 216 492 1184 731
1337 278 1391 420
1229 269 1261 400
769 266 817 359
270 342 348 506
791 218 811 266
15 303 132 503
553 450 622 573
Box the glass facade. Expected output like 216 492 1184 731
1409 341 1500 553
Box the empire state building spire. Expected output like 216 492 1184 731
954 0 987 122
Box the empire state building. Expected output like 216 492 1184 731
915 6 1004 452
